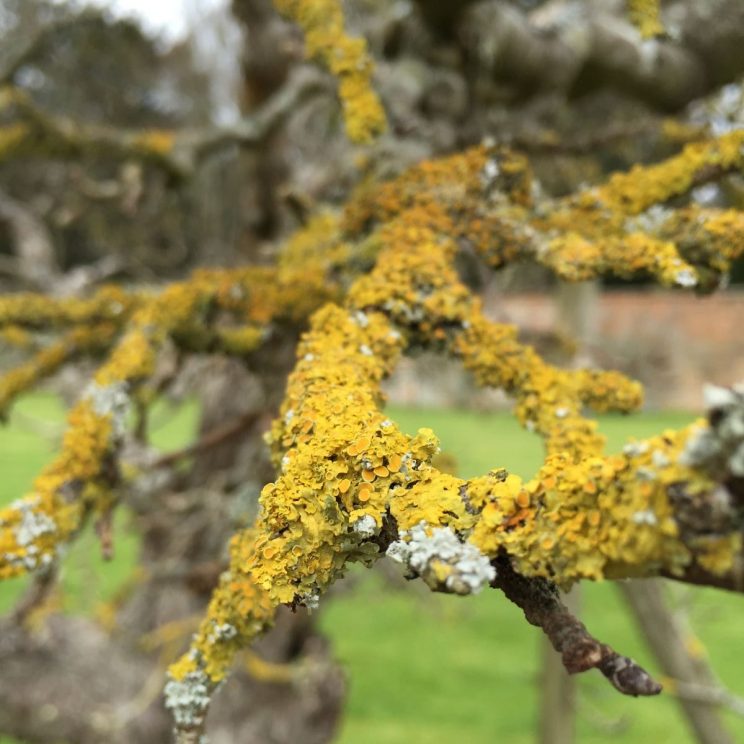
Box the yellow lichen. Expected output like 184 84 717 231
627 0 664 38
272 0 386 143
0 257 345 579
132 129 176 156
0 323 116 419
0 108 740 733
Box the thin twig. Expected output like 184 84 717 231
148 411 260 470
12 563 58 625
492 555 661 696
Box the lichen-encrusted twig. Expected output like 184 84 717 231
344 134 744 291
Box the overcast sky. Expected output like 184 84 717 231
54 0 243 122
56 0 216 42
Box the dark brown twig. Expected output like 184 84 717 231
12 563 58 625
148 411 260 470
491 555 661 696
95 508 115 561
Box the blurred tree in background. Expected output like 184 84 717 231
0 0 744 742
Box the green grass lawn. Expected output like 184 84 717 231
1 397 742 744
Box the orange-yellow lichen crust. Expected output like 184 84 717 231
0 284 196 579
539 130 744 287
271 0 386 144
627 0 664 38
167 142 743 731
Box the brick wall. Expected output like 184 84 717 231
497 290 744 409
384 290 744 411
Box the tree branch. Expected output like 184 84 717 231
458 0 744 110
0 66 329 177
492 555 661 695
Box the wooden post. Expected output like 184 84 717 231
620 579 734 744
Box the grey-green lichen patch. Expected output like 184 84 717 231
682 384 744 477
164 669 212 729
387 522 496 595
84 381 131 439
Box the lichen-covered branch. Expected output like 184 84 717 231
0 66 328 176
2 106 743 738
0 221 349 579
271 0 387 143
163 143 744 736
345 133 744 290
0 323 116 420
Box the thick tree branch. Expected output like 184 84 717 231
458 0 744 110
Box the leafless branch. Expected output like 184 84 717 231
492 555 661 696
148 410 260 470
0 66 330 178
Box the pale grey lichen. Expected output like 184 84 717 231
386 522 496 595
164 670 212 729
207 623 237 644
681 384 744 477
674 269 698 288
689 82 744 137
84 381 131 439
703 384 738 410
481 159 501 189
632 509 658 526
625 205 672 234
300 592 320 610
15 500 56 547
352 514 377 537
651 450 670 468
351 311 369 328
692 183 720 206
623 441 649 457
